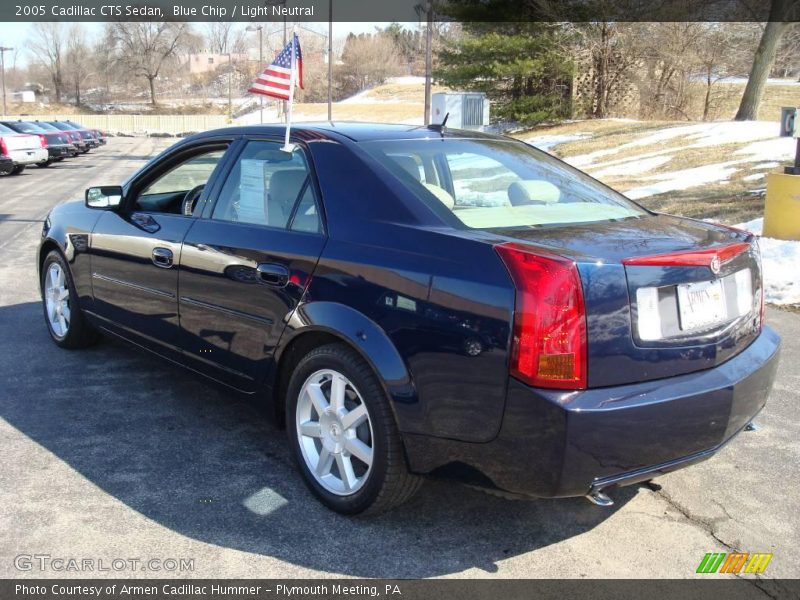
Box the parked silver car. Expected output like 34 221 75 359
0 122 48 174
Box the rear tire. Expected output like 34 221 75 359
11 165 25 175
41 250 100 349
286 343 421 515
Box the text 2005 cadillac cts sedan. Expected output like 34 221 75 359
38 123 780 514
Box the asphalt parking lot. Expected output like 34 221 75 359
0 138 798 587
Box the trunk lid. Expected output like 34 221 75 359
0 132 41 152
484 214 762 387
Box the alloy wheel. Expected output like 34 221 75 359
295 369 374 496
44 262 70 337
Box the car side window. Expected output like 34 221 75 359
212 140 321 232
134 148 227 214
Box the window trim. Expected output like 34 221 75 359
201 137 327 236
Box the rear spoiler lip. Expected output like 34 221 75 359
621 241 753 271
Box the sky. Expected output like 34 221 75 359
0 21 418 67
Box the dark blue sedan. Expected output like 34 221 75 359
37 123 780 514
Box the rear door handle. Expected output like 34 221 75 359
152 247 173 268
256 263 289 287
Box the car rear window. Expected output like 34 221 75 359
360 138 646 229
9 122 42 133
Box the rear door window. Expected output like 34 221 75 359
212 140 322 233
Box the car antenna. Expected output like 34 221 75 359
427 112 449 134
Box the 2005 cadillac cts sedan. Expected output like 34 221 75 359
38 123 781 514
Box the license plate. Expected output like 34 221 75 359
677 279 727 331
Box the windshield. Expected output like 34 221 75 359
360 138 646 229
34 122 59 131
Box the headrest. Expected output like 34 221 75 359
391 156 422 181
422 182 455 211
269 169 307 206
508 180 561 206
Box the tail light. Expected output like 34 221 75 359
0 138 8 156
38 134 47 148
496 242 587 389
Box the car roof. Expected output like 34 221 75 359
190 122 503 143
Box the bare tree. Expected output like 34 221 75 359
204 23 246 55
692 23 759 120
336 33 403 98
64 25 93 106
108 22 188 105
30 22 66 103
572 22 641 118
772 23 800 79
735 0 798 120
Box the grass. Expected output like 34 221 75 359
294 102 424 123
711 83 799 121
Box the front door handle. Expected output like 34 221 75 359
256 263 289 287
152 247 173 268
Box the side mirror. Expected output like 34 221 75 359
86 186 123 210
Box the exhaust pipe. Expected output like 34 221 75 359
744 421 759 432
585 489 614 507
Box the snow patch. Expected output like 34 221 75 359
735 137 797 163
625 163 739 199
752 162 781 170
523 132 592 152
591 155 673 178
742 173 765 182
736 217 800 306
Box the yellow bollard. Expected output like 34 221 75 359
763 172 800 241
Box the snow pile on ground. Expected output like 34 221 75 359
736 217 800 306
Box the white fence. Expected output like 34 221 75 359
4 114 230 135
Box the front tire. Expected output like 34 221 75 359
36 160 52 168
41 250 100 349
286 343 421 515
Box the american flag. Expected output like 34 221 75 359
248 33 303 100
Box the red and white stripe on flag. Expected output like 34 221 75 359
249 35 303 101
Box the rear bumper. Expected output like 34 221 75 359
404 326 781 497
47 144 72 158
8 148 48 165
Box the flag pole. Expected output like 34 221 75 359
282 32 297 153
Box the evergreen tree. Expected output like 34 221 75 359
434 23 573 125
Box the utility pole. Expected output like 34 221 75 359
282 8 287 123
424 3 433 125
227 53 233 121
328 0 333 121
0 46 13 118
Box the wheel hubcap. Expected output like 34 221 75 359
296 369 374 496
44 263 70 338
